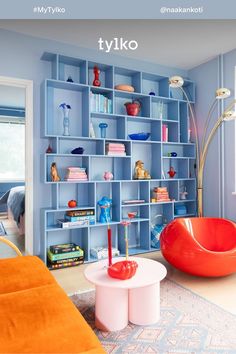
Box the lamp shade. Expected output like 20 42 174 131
169 76 184 88
223 110 236 121
215 88 231 99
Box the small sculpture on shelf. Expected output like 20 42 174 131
66 76 74 83
59 103 71 136
167 166 176 178
71 147 84 155
103 171 113 181
99 122 108 138
149 90 156 96
93 66 101 87
167 152 177 157
50 162 60 182
134 160 151 180
97 197 112 223
180 186 188 200
46 144 53 153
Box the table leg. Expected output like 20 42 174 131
95 285 128 331
128 282 160 325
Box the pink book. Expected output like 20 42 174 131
162 124 168 142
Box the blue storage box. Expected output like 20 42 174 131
175 204 187 215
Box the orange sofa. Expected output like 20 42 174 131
0 255 105 354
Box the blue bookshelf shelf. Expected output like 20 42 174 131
41 51 196 266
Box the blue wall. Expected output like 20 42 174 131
0 29 189 255
189 50 236 220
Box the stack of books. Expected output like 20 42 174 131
47 243 84 270
90 92 112 114
57 209 95 228
106 143 126 156
65 167 88 181
153 187 171 202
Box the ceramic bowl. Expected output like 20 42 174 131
115 84 135 92
128 133 151 141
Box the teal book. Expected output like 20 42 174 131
48 249 84 262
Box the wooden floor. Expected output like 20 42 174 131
52 251 236 315
0 214 24 258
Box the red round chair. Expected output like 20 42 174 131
160 217 236 277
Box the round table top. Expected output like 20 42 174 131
84 257 167 289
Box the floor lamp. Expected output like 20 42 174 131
169 76 236 217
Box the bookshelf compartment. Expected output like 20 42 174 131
127 118 161 142
90 87 113 114
179 102 190 143
90 157 131 181
142 73 169 97
118 221 150 255
89 225 118 261
90 114 126 140
58 183 95 209
121 181 149 205
178 179 196 201
45 80 89 137
174 200 196 217
96 182 120 223
150 180 178 203
58 138 104 155
58 55 87 84
162 143 195 158
114 93 150 117
151 97 178 121
162 158 189 179
131 142 162 179
161 121 179 143
121 204 149 221
88 62 113 89
45 155 89 182
150 203 173 224
114 67 141 93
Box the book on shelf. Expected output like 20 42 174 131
57 218 93 228
49 243 81 254
90 92 112 114
122 199 146 204
65 215 96 223
48 248 84 262
47 258 84 270
66 209 95 217
49 256 84 265
106 151 126 156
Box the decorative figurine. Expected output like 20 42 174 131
124 100 141 116
50 162 60 182
180 187 188 200
134 160 151 179
103 171 113 181
97 197 112 223
149 90 156 96
46 144 53 153
167 166 176 178
67 76 74 83
71 147 84 155
167 152 177 157
93 66 101 87
59 103 71 136
99 122 108 138
68 200 77 208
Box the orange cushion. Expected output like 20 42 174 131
0 256 55 294
0 283 105 354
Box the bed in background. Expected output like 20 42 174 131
0 186 25 235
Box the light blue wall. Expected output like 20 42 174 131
0 29 189 255
189 50 236 220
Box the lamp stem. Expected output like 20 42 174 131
198 99 236 216
201 99 217 156
179 87 200 171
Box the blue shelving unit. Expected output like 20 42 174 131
41 52 196 266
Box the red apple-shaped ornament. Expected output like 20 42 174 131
68 200 77 208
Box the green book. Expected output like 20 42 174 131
47 249 84 262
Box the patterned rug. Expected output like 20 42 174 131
0 222 6 236
70 279 236 353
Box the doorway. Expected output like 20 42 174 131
0 76 33 256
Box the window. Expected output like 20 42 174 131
0 118 25 181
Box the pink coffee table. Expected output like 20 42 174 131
84 257 167 331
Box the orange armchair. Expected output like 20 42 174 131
160 217 236 277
